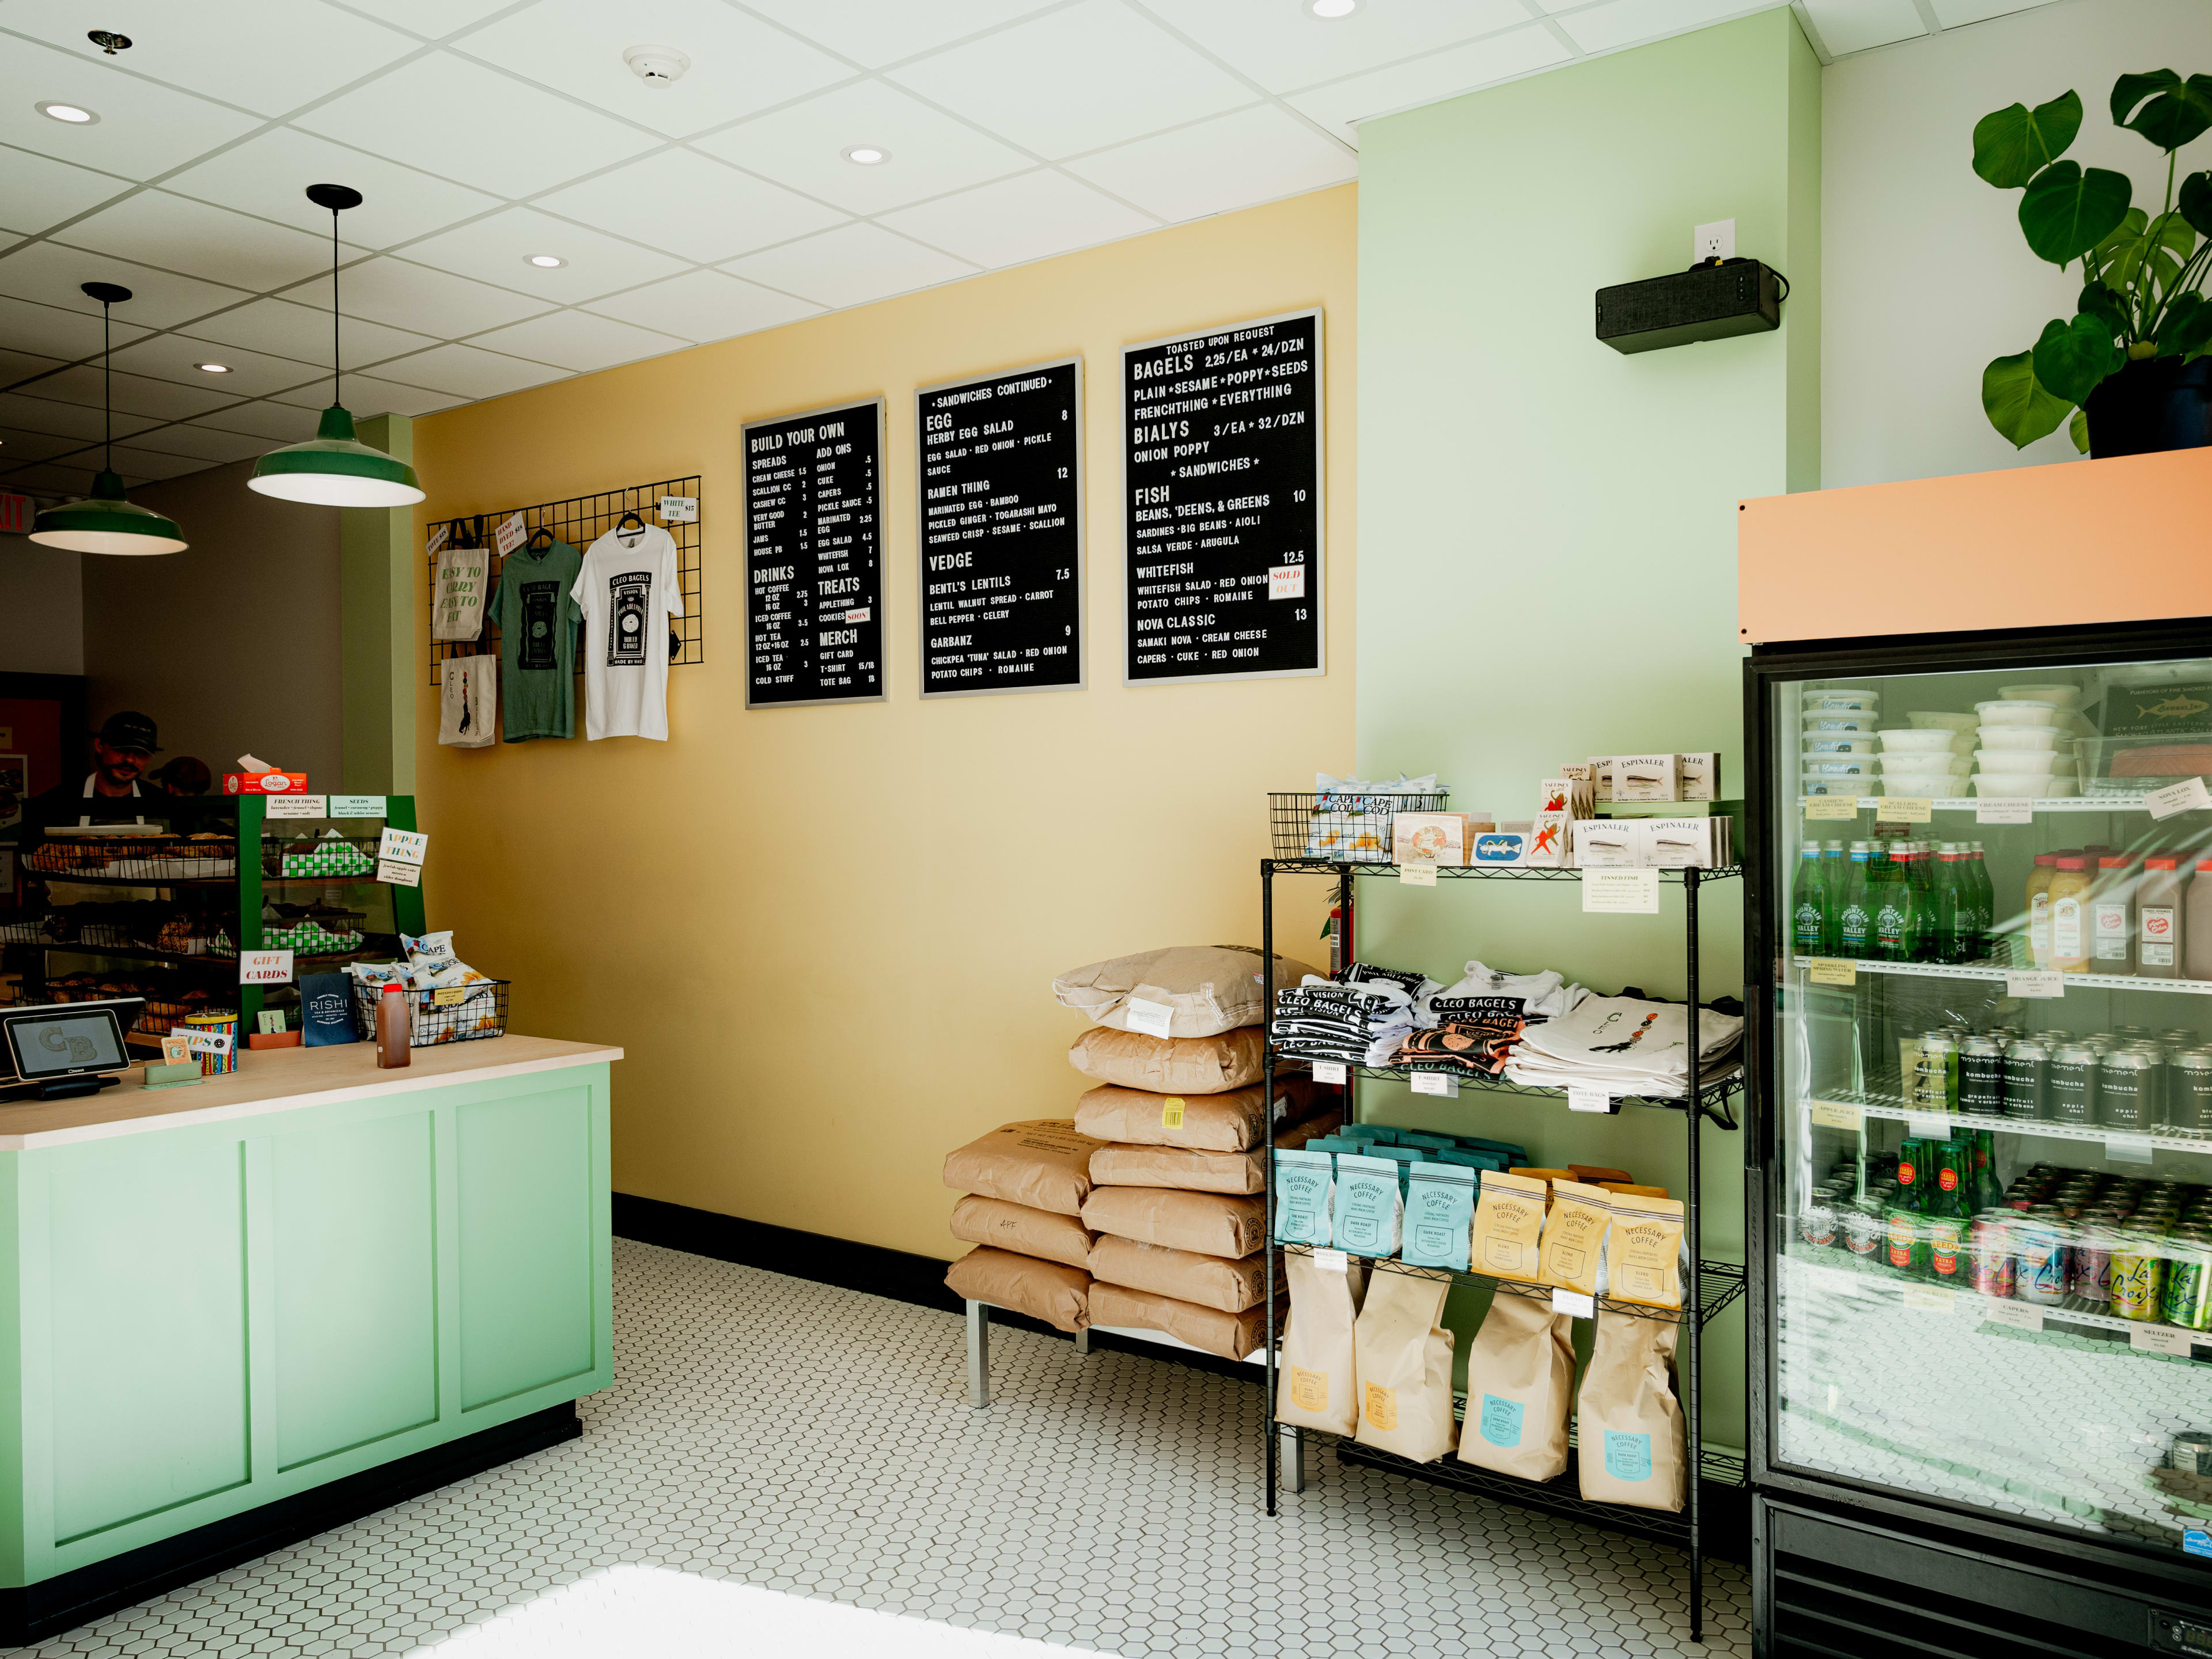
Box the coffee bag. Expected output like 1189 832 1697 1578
1537 1180 1614 1296
1276 1249 1368 1435
1603 1192 1687 1310
1402 1161 1476 1271
1351 1270 1456 1463
1577 1314 1684 1510
1456 1291 1575 1480
1469 1169 1548 1281
1331 1153 1404 1257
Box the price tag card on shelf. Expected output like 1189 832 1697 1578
2107 1132 2156 1165
2146 777 2212 820
1550 1288 1595 1320
1313 1248 1349 1275
328 795 385 819
1311 1061 1348 1085
237 949 294 986
1809 1100 1864 1132
1876 797 1934 825
2006 970 2064 999
425 522 449 556
1411 1072 1459 1099
255 1010 287 1035
1986 1300 2043 1333
1399 860 1438 888
658 495 697 523
1804 796 1860 821
1582 869 1660 914
1976 798 2035 825
1122 997 1175 1040
377 828 427 866
376 858 422 887
432 987 468 1007
1808 959 1857 987
1567 1086 1613 1115
1902 1285 1954 1312
1907 1112 1952 1141
493 512 527 555
2132 1325 2196 1357
263 794 327 820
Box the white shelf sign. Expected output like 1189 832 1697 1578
1976 798 2034 825
659 495 698 523
1809 1100 1863 1132
237 949 294 986
1410 1072 1459 1099
1902 1284 1954 1312
376 858 422 887
1400 860 1438 888
2131 1325 2196 1357
2146 777 2211 820
1311 1060 1348 1085
1582 869 1660 914
2006 970 2064 999
377 827 427 866
263 794 328 820
1567 1086 1613 1115
2107 1132 2156 1165
1986 1300 2043 1333
328 794 385 819
1550 1288 1595 1320
1907 1112 1952 1141
1313 1248 1349 1275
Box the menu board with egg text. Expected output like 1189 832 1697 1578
744 399 885 709
918 358 1084 697
1123 309 1323 685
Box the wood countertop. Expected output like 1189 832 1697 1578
0 1034 624 1149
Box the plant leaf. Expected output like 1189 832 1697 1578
2032 315 2124 404
2183 171 2212 239
2070 407 2090 453
2101 209 2197 297
2086 207 2148 287
2163 292 2212 361
2078 280 2130 338
2112 69 2212 152
1973 90 2082 188
2020 162 2134 264
1983 347 2075 448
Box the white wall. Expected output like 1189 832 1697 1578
1824 0 2212 488
0 533 83 676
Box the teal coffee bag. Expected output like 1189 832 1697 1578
1331 1153 1404 1257
1272 1148 1335 1246
1402 1161 1475 1271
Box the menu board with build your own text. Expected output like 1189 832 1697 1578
744 399 885 707
918 358 1083 696
1123 309 1323 684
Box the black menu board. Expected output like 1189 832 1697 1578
1123 309 1323 684
916 358 1084 697
744 399 885 708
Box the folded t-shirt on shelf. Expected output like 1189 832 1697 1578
1391 995 1527 1075
1270 974 1420 1069
1426 961 1585 1022
1501 995 1743 1100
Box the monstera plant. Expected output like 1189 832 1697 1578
1976 71 2212 456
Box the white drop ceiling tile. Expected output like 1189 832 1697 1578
274 256 555 337
740 0 1060 68
363 343 569 400
0 145 132 237
0 348 68 386
1286 23 1572 143
0 293 156 362
0 38 260 180
268 374 466 420
1063 104 1354 224
454 0 851 139
181 297 440 374
369 0 522 37
0 391 161 441
294 52 661 200
1927 0 2061 24
105 335 324 400
52 191 372 294
889 1 1255 160
583 269 821 342
722 222 976 310
161 128 505 251
876 171 1157 270
1801 0 1927 54
194 400 323 442
0 241 251 331
0 426 88 464
0 462 99 495
533 149 848 264
397 207 689 304
465 311 689 372
122 422 270 464
25 364 240 421
104 444 214 482
1141 0 1536 93
692 80 1031 215
1554 0 1760 55
1 0 421 115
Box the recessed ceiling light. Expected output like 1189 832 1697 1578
1309 0 1359 15
36 101 99 124
842 145 890 166
194 361 231 374
527 253 565 268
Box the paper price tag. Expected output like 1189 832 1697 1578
426 522 450 556
1876 797 1934 824
1987 1300 2043 1332
263 794 328 820
1410 1072 1459 1099
1400 860 1438 887
1267 564 1305 600
328 794 385 819
2107 1132 2156 1165
1808 958 1858 987
256 1010 287 1035
658 495 698 523
376 858 422 887
1313 1248 1349 1275
2006 970 2064 999
1902 1285 1954 1312
183 1029 234 1057
1550 1289 1595 1319
1123 997 1175 1040
1582 869 1661 914
2146 777 2212 820
432 987 468 1008
1809 1100 1864 1132
1312 1060 1348 1085
1803 796 1860 821
2131 1325 2196 1357
377 827 427 865
1567 1086 1613 1114
1976 798 2034 825
1907 1112 1953 1141
494 512 527 555
237 949 294 986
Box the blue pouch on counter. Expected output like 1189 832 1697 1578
1403 1161 1476 1270
1273 1149 1336 1245
1331 1154 1404 1257
299 972 358 1046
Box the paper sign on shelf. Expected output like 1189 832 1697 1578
376 858 422 887
1808 959 1857 987
1582 869 1660 914
1567 1086 1613 1115
1123 997 1175 1040
1410 1072 1459 1099
1987 1300 2043 1332
1400 860 1438 888
2132 1325 2196 1357
1907 1112 1953 1141
432 987 468 1007
1312 1061 1348 1085
377 827 427 866
263 794 328 820
1876 797 1934 824
2006 970 2064 999
328 794 385 819
2146 777 2212 820
658 495 698 523
1803 796 1860 821
494 512 527 555
1267 565 1305 601
1550 1288 1595 1320
1313 1248 1349 1275
2107 1132 2156 1164
183 1029 233 1057
237 949 294 986
1902 1285 1954 1312
1809 1100 1864 1132
1977 798 2035 825
425 522 449 556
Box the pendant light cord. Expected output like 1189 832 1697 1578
101 299 111 474
329 206 341 409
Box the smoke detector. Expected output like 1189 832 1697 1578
623 44 690 86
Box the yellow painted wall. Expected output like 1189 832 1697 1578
411 185 1355 1259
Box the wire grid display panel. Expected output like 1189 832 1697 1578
426 477 702 686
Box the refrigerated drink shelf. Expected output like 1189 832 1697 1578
1798 956 2212 997
1281 1241 1746 1327
1801 1092 2212 1158
1783 1249 2210 1355
1796 796 2153 813
1264 858 1742 881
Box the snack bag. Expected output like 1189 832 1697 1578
402 930 460 975
1402 1161 1475 1271
1276 1249 1368 1436
1469 1170 1548 1281
1273 1148 1335 1245
1604 1192 1687 1310
1456 1291 1575 1480
1577 1314 1685 1511
1331 1154 1404 1258
1536 1181 1613 1296
1351 1270 1456 1463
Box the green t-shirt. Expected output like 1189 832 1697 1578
487 539 584 741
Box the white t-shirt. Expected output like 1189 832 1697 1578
571 524 682 741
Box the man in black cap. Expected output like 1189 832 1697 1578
19 711 163 838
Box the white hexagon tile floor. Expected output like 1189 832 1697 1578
26 1240 1751 1658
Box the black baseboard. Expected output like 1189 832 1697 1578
1 1403 580 1650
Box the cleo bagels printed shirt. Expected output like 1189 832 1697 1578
571 522 682 741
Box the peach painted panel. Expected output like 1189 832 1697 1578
1738 450 2212 644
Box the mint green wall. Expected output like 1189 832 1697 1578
1354 7 1820 1452
340 412 416 796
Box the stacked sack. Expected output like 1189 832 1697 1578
1053 945 1333 1362
942 1120 1105 1334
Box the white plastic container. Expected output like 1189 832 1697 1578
1803 736 1869 753
1804 715 1872 733
1804 759 1870 776
1804 690 1880 713
2001 684 2084 707
1972 751 2059 775
1801 777 1865 796
1975 699 2061 728
1977 725 2063 752
1975 775 2080 798
1906 711 1978 733
1877 728 1960 753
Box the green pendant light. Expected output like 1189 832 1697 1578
28 282 188 556
249 184 424 508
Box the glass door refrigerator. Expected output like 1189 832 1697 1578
1746 620 2212 1659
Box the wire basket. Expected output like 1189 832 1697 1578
22 834 238 881
351 979 509 1048
266 835 380 879
1269 791 1449 861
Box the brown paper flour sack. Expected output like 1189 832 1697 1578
944 1247 1092 1333
1089 1112 1342 1196
1067 1026 1264 1094
1081 1187 1267 1258
1469 1169 1549 1282
1088 1235 1270 1312
1352 1270 1457 1463
1072 1079 1322 1153
1577 1315 1685 1511
1054 945 1323 1037
942 1120 1107 1217
1536 1181 1615 1296
1456 1291 1575 1480
1276 1249 1368 1436
948 1195 1096 1270
1089 1283 1275 1362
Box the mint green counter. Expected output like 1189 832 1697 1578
0 1035 618 1630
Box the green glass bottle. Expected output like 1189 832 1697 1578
1792 846 1827 957
1933 844 1967 965
1873 842 1912 963
1925 1140 1972 1282
1838 841 1876 958
1821 842 1849 954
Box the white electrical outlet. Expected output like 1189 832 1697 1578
1695 219 1736 262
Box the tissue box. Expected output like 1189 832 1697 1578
1678 752 1720 801
1613 753 1681 804
1573 819 1640 868
1392 812 1473 865
224 771 310 796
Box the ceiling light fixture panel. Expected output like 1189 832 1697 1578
36 101 99 124
842 145 889 165
527 253 566 268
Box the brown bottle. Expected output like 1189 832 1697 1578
375 983 412 1069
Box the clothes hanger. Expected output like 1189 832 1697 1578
615 509 647 536
526 526 556 551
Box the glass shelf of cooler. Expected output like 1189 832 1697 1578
1802 1092 2212 1157
1787 956 2212 997
1797 796 2154 814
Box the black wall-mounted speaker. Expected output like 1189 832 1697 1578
1596 259 1783 354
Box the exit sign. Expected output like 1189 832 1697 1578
0 494 29 534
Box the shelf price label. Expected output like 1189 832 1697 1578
1313 1248 1349 1275
1567 1086 1613 1115
264 794 328 820
2106 1132 2156 1165
1311 1060 1348 1085
1986 1300 2043 1333
2005 970 2064 999
1399 859 1438 888
1901 1285 1954 1312
1582 869 1660 914
1550 1288 1595 1319
1876 797 1934 825
328 794 385 819
2131 1325 2197 1357
1807 958 1857 987
1976 798 2034 825
2146 777 2212 820
1809 1100 1864 1132
1907 1112 1953 1141
1410 1072 1459 1099
376 859 422 887
1803 796 1861 822
237 949 294 986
